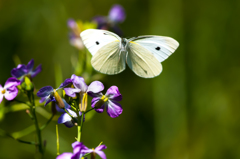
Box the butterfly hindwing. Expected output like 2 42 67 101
127 41 163 78
131 36 179 63
91 41 126 74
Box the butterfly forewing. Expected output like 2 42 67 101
91 41 126 74
127 42 162 78
80 29 121 56
132 36 179 63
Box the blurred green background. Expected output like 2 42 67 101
1 0 240 158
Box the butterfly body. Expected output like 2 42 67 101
80 29 179 78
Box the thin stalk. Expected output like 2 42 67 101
40 114 55 130
29 92 43 155
56 125 60 156
14 99 31 107
0 129 36 145
84 108 94 114
76 94 82 142
78 112 84 142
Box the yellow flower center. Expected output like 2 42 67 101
1 89 6 94
94 95 108 109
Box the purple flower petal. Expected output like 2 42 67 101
91 97 105 113
88 92 102 98
58 109 77 128
30 64 42 78
67 19 77 29
72 142 88 153
108 4 125 23
37 86 54 97
39 97 47 103
11 64 27 78
56 152 73 159
95 150 107 159
4 77 21 88
44 96 55 106
26 59 34 72
71 74 88 92
92 16 108 29
95 145 107 151
64 88 80 98
58 78 72 89
82 149 93 154
106 100 122 118
87 81 104 94
105 86 122 101
70 37 84 50
4 86 18 101
72 141 82 150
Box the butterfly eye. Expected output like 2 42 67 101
96 41 100 45
155 47 161 51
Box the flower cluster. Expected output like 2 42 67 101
93 4 126 36
0 59 42 104
36 74 122 159
57 141 107 159
11 59 42 82
37 74 122 128
68 4 126 50
1 5 126 158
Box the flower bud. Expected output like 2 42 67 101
53 90 65 109
90 148 96 159
79 92 88 112
22 77 34 91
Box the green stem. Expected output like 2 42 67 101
79 113 84 142
29 92 43 155
56 125 60 156
0 129 36 145
84 108 94 114
40 114 55 130
76 95 82 142
14 99 31 107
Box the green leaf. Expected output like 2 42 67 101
11 125 36 139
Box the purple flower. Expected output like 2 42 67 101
108 5 126 23
93 4 125 36
64 74 104 97
11 59 42 82
56 142 107 159
58 108 84 128
56 142 88 159
82 144 107 159
64 74 104 112
91 86 122 118
37 78 72 106
67 19 85 50
0 77 21 103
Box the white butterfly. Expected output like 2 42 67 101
80 29 179 78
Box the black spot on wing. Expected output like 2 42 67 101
155 47 161 51
96 41 99 45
